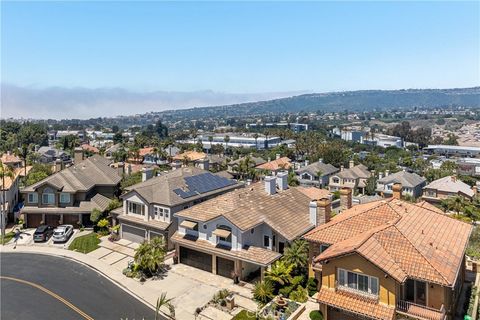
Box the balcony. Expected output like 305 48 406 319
396 300 446 320
335 284 379 302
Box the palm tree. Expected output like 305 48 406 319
253 133 259 150
208 136 214 154
0 162 15 244
19 144 30 179
264 130 270 149
283 239 309 273
264 260 293 287
155 292 173 320
253 281 274 306
134 236 166 276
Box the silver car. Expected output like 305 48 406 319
52 225 74 243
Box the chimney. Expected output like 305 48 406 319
472 186 477 198
451 176 457 183
340 165 344 172
339 187 352 211
304 160 309 167
265 176 276 195
385 169 390 176
126 163 132 175
378 172 383 180
276 153 281 160
392 183 402 200
309 198 331 226
318 158 323 164
349 160 355 169
54 159 63 173
116 162 125 176
142 167 154 182
197 158 209 171
276 172 288 191
74 147 84 164
6 151 10 155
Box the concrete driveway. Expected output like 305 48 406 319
7 228 80 248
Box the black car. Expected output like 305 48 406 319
33 225 54 242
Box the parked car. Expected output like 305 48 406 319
52 225 74 243
33 225 54 242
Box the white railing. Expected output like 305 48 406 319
335 284 379 302
396 300 446 320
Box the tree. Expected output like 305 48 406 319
364 174 378 196
253 133 259 150
208 136 213 154
224 135 230 153
90 208 102 223
287 171 299 187
264 260 293 287
134 236 166 276
18 144 30 179
253 281 274 306
155 292 173 320
283 239 308 273
444 133 458 146
25 163 52 186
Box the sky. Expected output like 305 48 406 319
1 1 479 119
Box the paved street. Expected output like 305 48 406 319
0 253 158 320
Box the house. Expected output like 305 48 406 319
171 173 331 281
110 167 243 250
303 184 472 320
255 156 292 174
423 176 476 203
105 143 125 159
128 147 156 164
376 170 426 199
37 146 72 165
21 155 121 228
329 161 371 194
1 164 31 222
81 144 100 154
227 156 266 178
296 160 339 188
1 152 22 168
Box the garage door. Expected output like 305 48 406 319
149 231 164 240
216 257 235 278
26 214 42 228
63 214 79 227
179 246 212 273
45 214 60 227
122 224 146 243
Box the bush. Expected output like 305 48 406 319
253 281 274 306
289 286 308 303
309 310 323 320
90 208 102 223
306 277 318 296
134 237 166 276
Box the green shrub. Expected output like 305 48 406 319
279 285 294 297
289 286 308 303
90 208 102 223
253 281 274 306
309 310 323 320
306 277 318 296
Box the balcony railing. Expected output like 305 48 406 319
396 300 446 320
335 284 379 302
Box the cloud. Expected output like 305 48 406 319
0 84 309 120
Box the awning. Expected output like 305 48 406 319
213 228 231 238
180 220 198 229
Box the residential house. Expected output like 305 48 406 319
376 170 426 199
423 176 476 204
296 160 339 188
21 155 121 228
81 144 100 155
105 143 125 160
255 156 292 174
1 164 31 222
304 185 471 320
171 173 331 281
37 146 72 165
227 156 266 178
111 167 243 250
329 161 371 194
1 152 23 168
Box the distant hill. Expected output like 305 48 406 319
166 87 480 117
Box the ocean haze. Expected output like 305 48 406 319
0 84 310 119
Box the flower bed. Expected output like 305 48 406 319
260 296 304 320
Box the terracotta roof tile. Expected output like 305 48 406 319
256 157 292 171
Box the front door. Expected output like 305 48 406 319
279 242 285 254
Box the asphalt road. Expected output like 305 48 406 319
1 253 160 320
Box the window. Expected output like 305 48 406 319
264 235 270 247
337 269 379 295
320 244 330 253
28 193 38 203
42 191 55 205
154 206 164 217
59 193 70 204
332 177 339 184
128 201 145 215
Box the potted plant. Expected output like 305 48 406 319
231 271 240 284
172 252 179 264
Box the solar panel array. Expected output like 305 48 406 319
173 173 236 199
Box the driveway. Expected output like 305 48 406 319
7 228 81 248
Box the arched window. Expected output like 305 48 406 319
42 187 55 205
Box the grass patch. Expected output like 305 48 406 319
232 310 262 320
1 231 15 245
68 233 100 253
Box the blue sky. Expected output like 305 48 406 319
2 1 479 93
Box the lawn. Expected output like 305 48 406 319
68 233 100 253
232 310 262 320
1 231 15 245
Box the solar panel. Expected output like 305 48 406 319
174 173 236 199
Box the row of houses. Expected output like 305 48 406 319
10 148 478 319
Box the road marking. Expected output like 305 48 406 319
0 276 94 320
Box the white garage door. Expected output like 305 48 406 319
122 224 146 243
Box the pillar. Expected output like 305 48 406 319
212 254 217 275
260 266 265 282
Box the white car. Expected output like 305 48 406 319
52 225 74 243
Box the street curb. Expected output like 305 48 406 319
0 249 168 316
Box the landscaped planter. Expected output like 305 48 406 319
260 296 305 320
